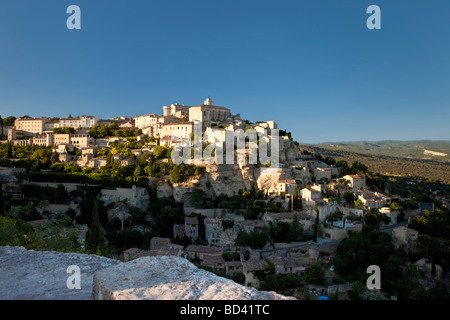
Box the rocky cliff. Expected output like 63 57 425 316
0 246 292 300
92 255 293 300
0 246 119 300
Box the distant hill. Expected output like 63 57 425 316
314 140 450 162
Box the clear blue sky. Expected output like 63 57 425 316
0 0 449 144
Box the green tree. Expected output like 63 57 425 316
169 164 189 184
133 165 143 179
303 263 325 285
349 281 366 300
286 213 303 242
313 209 320 242
6 141 13 158
85 201 108 256
415 234 442 263
3 116 16 126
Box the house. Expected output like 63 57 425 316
122 247 143 261
185 216 199 241
118 121 135 131
266 254 299 275
276 179 297 195
173 223 186 238
234 220 270 234
150 237 171 251
301 187 321 202
314 168 332 182
202 255 226 273
357 190 391 210
242 259 269 287
113 154 135 166
87 157 107 168
390 226 419 252
204 218 221 245
262 211 313 231
184 245 222 261
225 261 243 277
343 174 366 191
154 245 184 257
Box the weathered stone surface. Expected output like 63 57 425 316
1 246 293 300
0 246 119 300
92 256 294 300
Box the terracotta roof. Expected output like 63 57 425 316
346 174 364 179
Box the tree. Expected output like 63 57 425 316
303 263 325 285
85 201 108 256
313 208 320 242
133 165 143 179
287 213 303 242
415 234 442 263
349 281 366 300
191 188 205 208
3 116 16 126
153 146 169 160
50 152 60 164
6 141 12 158
169 164 189 184
344 192 355 204
390 202 401 211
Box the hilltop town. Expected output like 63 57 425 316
0 98 449 300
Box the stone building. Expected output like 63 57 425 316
204 218 221 245
390 226 419 252
182 216 198 241
343 174 366 192
188 97 233 127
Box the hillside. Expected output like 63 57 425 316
315 140 450 162
303 145 450 184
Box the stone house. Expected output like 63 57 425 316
357 190 391 210
225 261 243 277
242 259 269 287
390 226 419 252
150 237 170 251
204 218 221 245
262 211 313 231
266 254 299 275
276 179 297 196
234 220 270 234
184 245 222 261
185 216 199 241
301 187 322 204
202 255 226 273
343 174 366 192
314 167 332 182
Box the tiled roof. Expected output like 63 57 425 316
243 259 268 272
185 245 222 254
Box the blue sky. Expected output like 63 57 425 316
0 0 449 144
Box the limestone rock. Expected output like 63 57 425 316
92 256 294 300
0 246 120 300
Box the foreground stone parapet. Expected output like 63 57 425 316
0 246 120 300
92 256 294 300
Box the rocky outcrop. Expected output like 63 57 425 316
203 164 257 197
92 255 294 300
0 246 293 300
0 246 119 300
